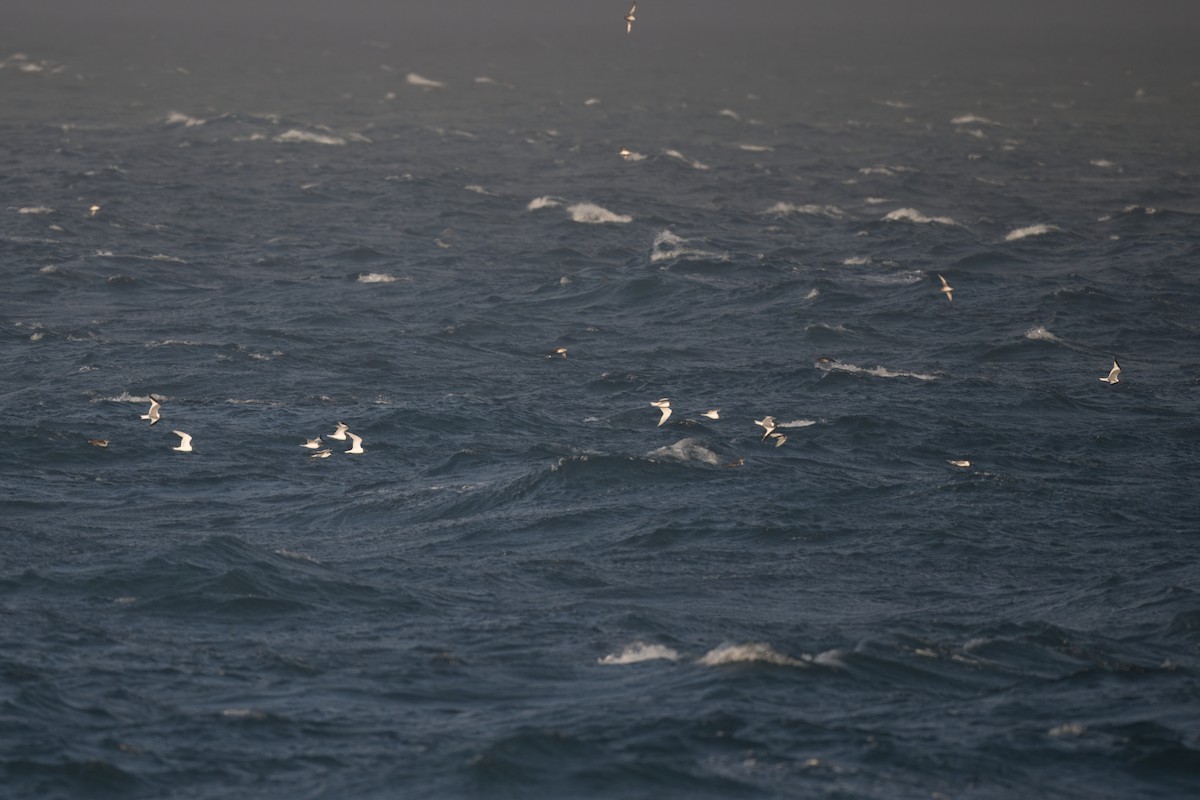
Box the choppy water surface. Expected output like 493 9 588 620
2 5 1199 798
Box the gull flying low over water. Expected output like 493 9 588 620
701 409 720 420
329 422 349 441
755 416 787 447
937 273 954 302
549 347 568 359
172 430 193 452
140 395 162 425
345 432 365 455
309 449 332 459
88 438 109 448
625 2 637 34
301 437 323 449
948 459 971 468
651 398 672 426
1100 358 1121 384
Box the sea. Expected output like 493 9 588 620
2 2 1199 798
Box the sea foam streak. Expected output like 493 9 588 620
274 130 346 146
406 73 444 88
598 642 681 665
764 202 845 219
820 361 938 381
646 438 721 465
663 149 710 170
527 196 563 211
650 230 728 263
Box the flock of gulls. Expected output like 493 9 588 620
78 3 1127 469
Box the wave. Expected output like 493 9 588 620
566 203 632 225
663 149 710 170
951 114 999 125
718 108 742 121
16 206 54 215
1005 224 1060 242
698 643 809 668
273 130 346 146
818 361 939 381
859 165 918 177
164 111 207 127
883 208 961 227
764 202 845 219
406 72 444 88
357 273 403 284
650 230 728 263
738 144 773 152
527 196 563 211
1090 159 1116 168
645 438 721 466
598 642 681 665
464 185 493 196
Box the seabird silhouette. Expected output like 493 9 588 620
1100 358 1121 384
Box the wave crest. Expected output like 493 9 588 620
598 642 681 665
567 203 632 224
1005 224 1060 241
884 208 961 227
699 643 808 668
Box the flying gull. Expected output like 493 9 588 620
701 409 720 420
309 449 332 459
651 398 671 426
625 2 637 34
329 421 349 441
88 438 109 448
1100 358 1121 384
549 347 568 359
947 459 971 468
937 273 954 302
301 437 323 449
345 432 365 455
172 430 193 452
754 416 777 441
140 395 162 425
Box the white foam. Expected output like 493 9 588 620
884 208 961 227
527 196 563 211
698 643 808 668
804 288 820 300
464 185 492 196
718 108 742 121
584 97 601 106
150 254 187 264
598 642 681 665
864 197 891 206
475 76 496 85
1048 723 1087 738
274 130 346 146
646 438 721 465
737 144 774 152
650 229 728 263
842 256 872 266
663 149 710 170
778 419 817 429
951 114 999 125
1090 159 1115 168
764 202 845 219
567 203 632 224
164 111 206 127
17 206 54 215
357 273 401 284
812 649 847 668
1005 224 1059 242
859 165 917 177
406 72 444 88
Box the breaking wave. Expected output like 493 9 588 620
567 203 632 224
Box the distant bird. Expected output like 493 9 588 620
171 430 193 452
701 409 720 420
549 347 568 359
767 432 788 447
947 459 971 468
301 437 323 449
1100 358 1121 384
309 448 332 459
937 273 954 302
754 416 777 441
140 395 162 425
651 398 671 426
329 422 349 441
345 432 365 455
89 204 101 217
88 438 109 448
618 146 634 159
625 2 637 34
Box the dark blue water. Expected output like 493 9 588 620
3 5 1199 798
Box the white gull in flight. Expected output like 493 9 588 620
172 430 193 452
651 398 671 426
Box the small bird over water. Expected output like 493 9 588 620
172 430 193 452
625 2 637 34
329 422 349 441
301 437 323 449
651 398 671 426
1100 358 1121 384
345 432 365 455
948 459 971 468
549 347 568 359
937 273 954 302
140 395 162 425
701 409 720 420
309 449 332 459
88 438 109 448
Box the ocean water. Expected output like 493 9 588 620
3 4 1199 798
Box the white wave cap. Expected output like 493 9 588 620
1004 224 1060 242
764 202 845 219
17 207 54 215
650 229 729 263
883 208 961 227
698 643 809 668
646 438 721 466
357 273 401 284
406 72 445 88
164 111 207 127
951 114 999 125
274 130 346 146
567 203 632 224
526 196 563 211
663 149 710 170
598 642 682 665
